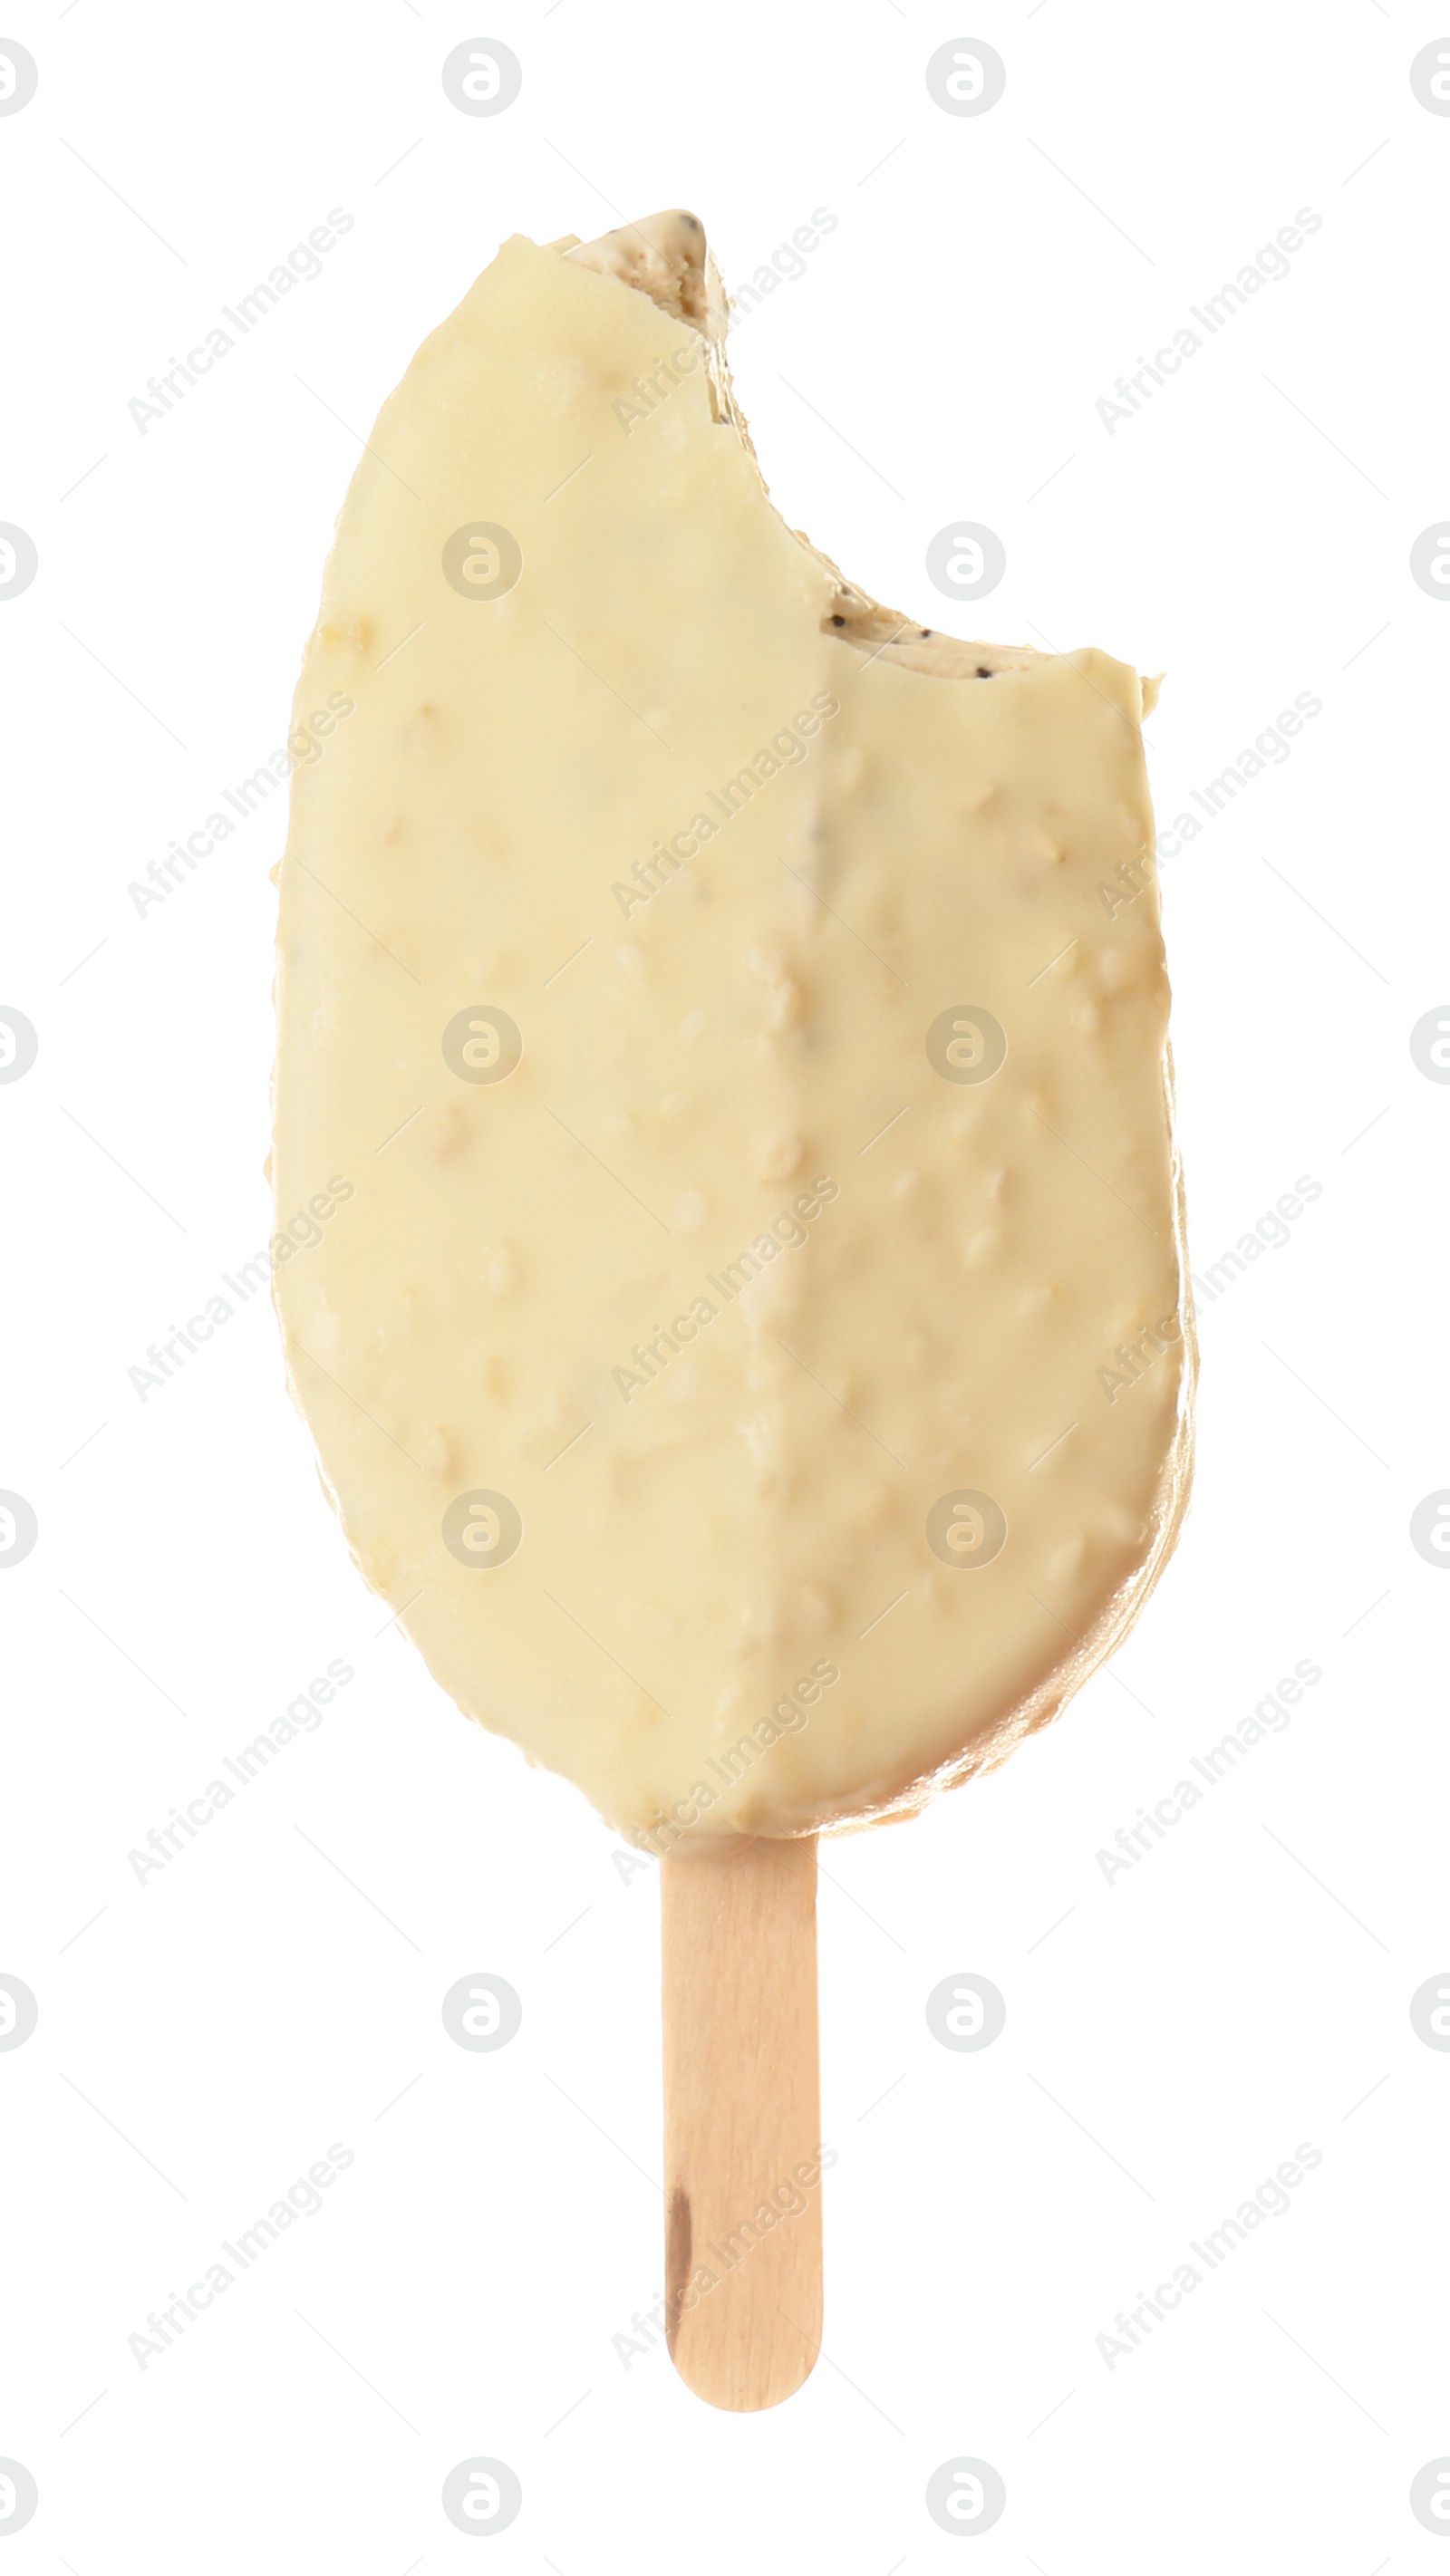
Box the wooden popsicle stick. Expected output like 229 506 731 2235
661 1833 821 2410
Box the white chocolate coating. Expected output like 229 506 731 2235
272 217 1193 1847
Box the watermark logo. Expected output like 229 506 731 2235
926 1491 1007 1569
1411 2460 1450 2532
924 41 1006 116
442 1491 523 1569
440 41 522 115
926 1004 1007 1084
0 2460 38 2534
441 2457 523 2533
1411 1006 1450 1079
0 1008 37 1082
0 1495 37 1569
0 41 36 114
925 523 1006 602
1411 1492 1450 1568
0 526 37 599
1410 1976 1450 2050
0 1977 38 2051
1411 526 1450 597
1410 42 1450 112
442 1006 523 1083
441 1974 522 2052
442 522 523 601
926 1974 1005 2052
925 2457 1007 2534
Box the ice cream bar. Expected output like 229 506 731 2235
272 210 1193 2407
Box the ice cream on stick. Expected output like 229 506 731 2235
272 209 1193 2410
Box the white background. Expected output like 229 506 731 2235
3 3 1447 2568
